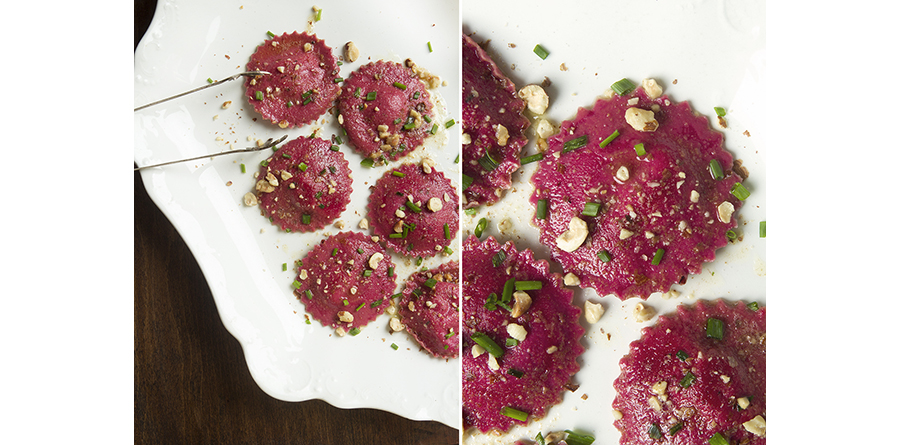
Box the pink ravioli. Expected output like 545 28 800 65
613 300 766 444
462 34 530 208
254 136 352 233
462 236 584 433
530 84 746 299
399 261 460 359
366 163 459 258
338 61 434 163
293 231 396 333
244 32 341 128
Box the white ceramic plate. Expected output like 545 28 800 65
461 0 765 443
134 0 461 428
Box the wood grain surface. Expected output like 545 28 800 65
133 1 459 443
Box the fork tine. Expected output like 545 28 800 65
134 71 269 112
134 134 290 172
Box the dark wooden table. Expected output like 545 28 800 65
134 2 458 443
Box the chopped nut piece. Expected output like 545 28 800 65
556 217 588 252
389 317 404 332
368 252 384 269
243 192 259 206
743 415 766 437
642 78 663 99
280 170 293 181
506 323 527 342
737 397 751 410
222 101 232 109
624 107 659 132
717 201 735 224
616 166 630 182
633 302 656 322
427 197 443 212
619 228 634 240
337 311 354 323
494 123 509 146
535 119 556 139
461 133 472 145
487 353 500 371
584 300 605 324
471 344 485 358
255 180 275 194
517 84 550 114
358 218 369 230
510 291 532 318
344 41 359 62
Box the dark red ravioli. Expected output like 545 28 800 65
293 231 396 333
399 261 460 359
255 136 351 233
244 32 341 128
530 85 745 299
461 34 529 208
462 236 584 433
366 163 459 258
337 61 434 163
613 300 766 445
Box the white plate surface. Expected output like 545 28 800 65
461 0 765 443
134 0 461 428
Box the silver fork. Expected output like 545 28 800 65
134 135 289 171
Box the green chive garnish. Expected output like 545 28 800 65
535 432 546 445
454 153 460 164
348 327 360 336
353 87 361 98
462 174 474 191
505 338 519 347
478 152 499 171
301 214 312 225
370 299 383 308
465 208 477 216
445 119 455 128
314 8 322 21
423 278 438 289
669 422 684 436
393 81 407 90
470 332 503 357
747 301 759 311
521 153 544 164
533 44 549 60
362 269 373 277
365 91 377 101
731 183 750 201
207 78 214 84
342 299 349 306
291 280 302 289
599 129 620 148
562 135 588 153
708 433 729 445
726 229 737 241
430 123 439 135
714 106 727 117
391 171 405 177
634 143 646 156
282 152 291 159
492 250 506 267
610 78 636 96
706 317 725 339
536 199 548 220
333 77 343 83
405 201 421 213
709 159 724 180
648 423 662 440
240 163 246 173
355 302 366 311
759 221 766 238
387 267 394 277
582 202 602 217
651 248 665 265
680 371 696 388
304 289 313 299
360 158 375 168
676 350 689 361
427 41 433 52
443 246 453 255
260 159 269 167
255 91 264 101
298 162 308 171
282 263 288 271
597 250 612 263
563 430 596 445
508 368 524 378
500 406 528 422
266 31 275 38
390 343 399 350
514 281 542 291
501 278 515 304
474 218 488 238
444 223 451 239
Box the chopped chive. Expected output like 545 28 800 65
508 368 524 378
536 199 548 220
342 299 349 306
563 430 596 445
348 327 360 336
582 202 602 217
423 115 432 123
291 280 302 289
501 278 515 304
599 129 620 148
454 153 461 164
370 298 384 308
648 423 662 440
282 152 291 159
611 78 637 96
305 318 311 324
362 269 373 277
709 159 724 180
492 250 506 267
535 432 546 445
514 281 542 291
304 289 313 299
500 406 528 422
353 87 361 98
332 248 338 256
333 77 343 83
360 158 375 168
255 91 264 101
387 267 394 277
478 152 499 171
651 248 665 265
474 218 488 238
747 301 759 311
392 170 405 177
298 162 308 171
669 422 684 436
706 317 725 340
430 123 439 135
315 191 323 199
356 247 364 254
634 142 646 156
314 8 322 21
726 229 737 241
405 201 422 213
403 121 417 131
240 163 246 173
465 208 477 216
365 91 377 101
330 145 340 152
427 41 433 52
267 31 275 37
355 302 366 311
731 183 750 201
388 233 404 239
301 214 312 225
286 100 293 108
597 250 612 262
282 263 288 271
533 44 549 60
462 174 474 191
521 152 544 164
390 343 399 350
505 338 519 347
714 106 727 117
393 81 407 90
259 159 269 167
444 222 451 239
484 293 499 311
423 278 438 289
562 135 589 153
413 91 421 100
680 370 696 388
708 433 729 445
759 221 766 238
445 119 455 128
470 332 503 357
676 350 690 360
207 78 214 84
415 256 423 266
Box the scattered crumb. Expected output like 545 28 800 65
743 130 751 137
560 63 568 71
